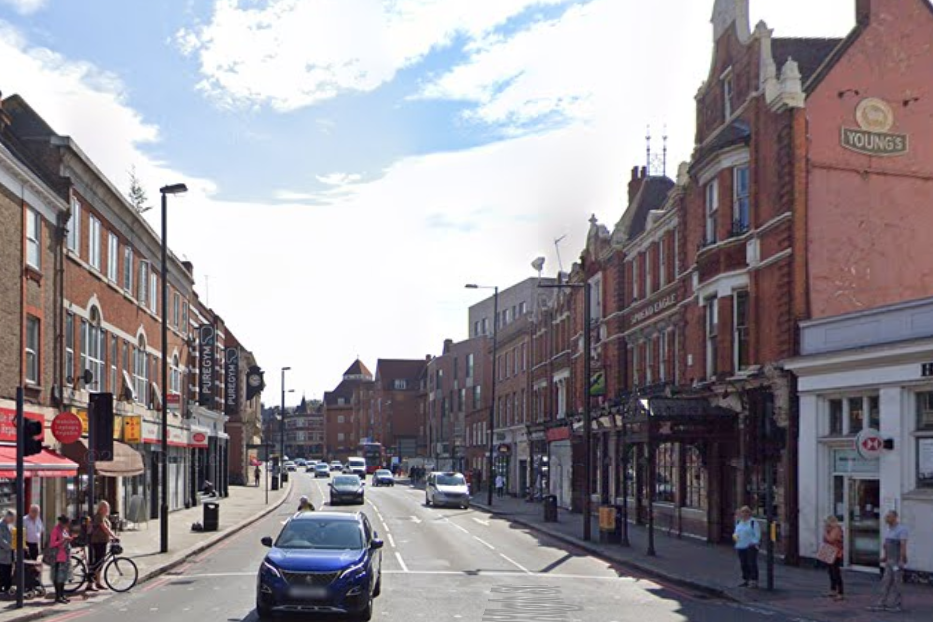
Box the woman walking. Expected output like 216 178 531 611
88 501 116 592
48 516 73 604
733 506 761 588
0 510 14 595
822 515 845 601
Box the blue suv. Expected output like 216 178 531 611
257 511 383 620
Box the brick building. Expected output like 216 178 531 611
323 359 372 461
284 396 325 460
371 359 428 462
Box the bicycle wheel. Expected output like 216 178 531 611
103 557 138 593
63 556 88 595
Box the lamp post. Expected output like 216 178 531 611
159 182 187 555
535 265 594 541
465 284 498 506
280 367 291 486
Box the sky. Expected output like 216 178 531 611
0 0 857 404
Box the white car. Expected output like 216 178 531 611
347 457 367 477
425 472 470 509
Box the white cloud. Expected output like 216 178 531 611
0 0 47 15
176 0 570 111
316 172 362 186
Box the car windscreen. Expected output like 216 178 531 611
315 465 329 470
275 519 364 550
333 475 361 486
375 470 392 476
437 474 465 486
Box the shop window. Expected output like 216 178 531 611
916 392 933 488
829 399 843 435
848 397 864 434
654 443 677 503
917 392 933 430
684 445 707 509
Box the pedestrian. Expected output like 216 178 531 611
88 501 116 592
733 506 760 588
47 515 73 604
23 504 43 593
0 510 14 595
821 515 844 601
868 510 909 613
495 473 505 498
254 465 262 487
297 496 315 512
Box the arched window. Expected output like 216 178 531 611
134 335 149 404
81 308 104 391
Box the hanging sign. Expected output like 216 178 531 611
123 416 142 444
198 324 215 406
225 347 240 416
855 428 884 460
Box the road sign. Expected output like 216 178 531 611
51 412 82 444
856 428 884 460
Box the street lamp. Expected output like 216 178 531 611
465 284 498 506
534 260 594 542
159 182 187 555
280 367 291 486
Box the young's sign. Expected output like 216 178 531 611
841 98 908 157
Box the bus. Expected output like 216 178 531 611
358 442 386 474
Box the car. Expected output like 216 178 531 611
330 461 344 472
257 511 383 620
347 457 367 477
330 474 365 505
425 471 470 509
295 459 307 467
314 463 331 478
371 470 394 487
285 461 298 472
305 464 316 473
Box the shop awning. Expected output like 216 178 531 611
60 439 145 477
0 447 79 478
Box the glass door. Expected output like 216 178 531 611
847 477 880 567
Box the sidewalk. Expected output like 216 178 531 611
473 492 932 622
0 481 292 622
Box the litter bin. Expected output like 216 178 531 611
598 506 621 544
203 501 220 532
543 495 558 523
271 477 280 491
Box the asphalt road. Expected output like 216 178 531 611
40 473 813 622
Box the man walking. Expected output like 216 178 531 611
869 510 909 613
23 505 43 592
254 464 261 487
495 473 505 498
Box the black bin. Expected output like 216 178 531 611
271 477 280 491
203 501 219 532
543 495 558 522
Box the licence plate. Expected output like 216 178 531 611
289 586 329 599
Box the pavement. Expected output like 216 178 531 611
467 488 933 622
0 478 291 622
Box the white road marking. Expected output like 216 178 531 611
381 570 640 581
451 522 470 534
499 553 531 574
410 516 422 524
172 572 256 578
471 517 490 526
387 533 396 548
473 536 495 550
394 551 409 572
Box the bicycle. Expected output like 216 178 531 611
65 540 138 594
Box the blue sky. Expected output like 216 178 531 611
0 0 856 399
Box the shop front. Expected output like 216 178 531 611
546 424 572 509
59 437 145 528
141 419 191 515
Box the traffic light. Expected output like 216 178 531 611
23 418 43 456
89 393 114 461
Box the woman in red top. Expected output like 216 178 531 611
48 516 73 604
823 515 845 601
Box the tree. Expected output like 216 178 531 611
128 166 150 213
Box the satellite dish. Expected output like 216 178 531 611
531 257 545 273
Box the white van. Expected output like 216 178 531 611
347 457 367 476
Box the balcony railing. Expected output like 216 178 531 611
730 218 750 238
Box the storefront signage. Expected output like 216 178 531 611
631 294 677 327
123 416 142 444
832 449 879 475
51 412 82 444
0 409 45 442
141 420 190 447
841 98 908 157
545 427 570 442
190 425 210 448
73 409 89 435
198 324 215 406
224 347 239 417
856 428 884 460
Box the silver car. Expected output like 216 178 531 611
425 472 470 509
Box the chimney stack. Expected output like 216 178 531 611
628 165 648 205
856 0 871 25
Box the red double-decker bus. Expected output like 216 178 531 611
358 442 386 474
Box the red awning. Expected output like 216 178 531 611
0 447 79 478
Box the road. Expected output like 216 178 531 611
42 473 807 622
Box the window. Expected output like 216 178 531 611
518 302 527 316
474 321 480 337
684 446 707 509
829 399 843 435
26 209 40 269
632 256 639 300
828 395 879 436
138 260 149 305
172 293 180 328
170 355 181 395
705 297 718 378
848 397 864 435
466 353 474 379
918 392 933 431
705 180 719 244
107 233 119 282
645 338 654 385
25 316 39 384
482 317 489 335
338 432 345 442
65 312 75 384
632 345 640 388
81 309 104 392
393 379 407 390
659 331 669 382
589 274 603 321
917 392 933 488
723 71 734 119
88 215 102 271
453 356 459 380
654 443 677 503
869 395 880 430
149 272 158 313
521 344 527 371
673 229 679 277
473 385 481 409
67 198 80 253
122 340 129 393
733 165 750 233
520 389 526 423
123 247 134 292
734 290 749 371
645 250 652 297
658 239 667 289
513 348 519 376
459 388 466 412
134 336 149 405
110 334 118 394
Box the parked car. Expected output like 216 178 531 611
314 463 331 478
372 470 394 487
330 474 365 505
330 461 344 472
425 472 470 509
257 511 383 620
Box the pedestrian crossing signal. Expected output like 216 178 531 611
23 418 43 456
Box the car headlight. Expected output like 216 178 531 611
339 561 367 580
261 560 282 579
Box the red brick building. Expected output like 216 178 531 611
323 360 372 461
371 359 428 462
